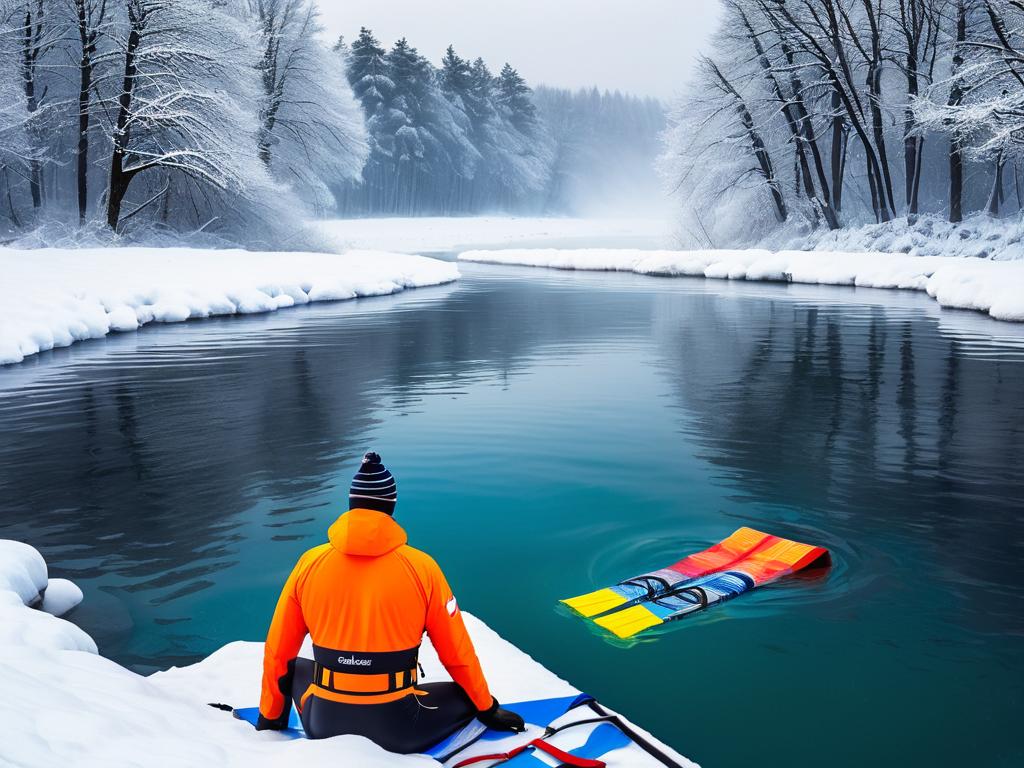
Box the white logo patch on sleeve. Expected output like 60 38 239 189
446 595 459 616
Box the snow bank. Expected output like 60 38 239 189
769 213 1024 261
0 540 695 767
315 217 668 254
0 247 459 365
459 248 1024 322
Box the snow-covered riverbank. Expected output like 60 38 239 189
0 248 459 365
0 540 695 768
459 248 1024 322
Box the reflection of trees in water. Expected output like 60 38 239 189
0 277 650 660
653 293 1024 634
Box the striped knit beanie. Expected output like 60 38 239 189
349 451 397 515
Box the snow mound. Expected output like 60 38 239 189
0 539 48 606
0 541 696 767
41 579 85 618
0 540 94 653
0 247 460 365
459 248 1024 323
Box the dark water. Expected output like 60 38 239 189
2 265 1023 768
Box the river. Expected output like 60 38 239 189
1 261 1022 768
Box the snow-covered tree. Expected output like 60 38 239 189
338 30 547 215
348 26 391 116
663 0 1014 245
6 0 62 212
660 53 794 246
0 0 370 242
101 0 272 231
248 0 367 213
496 64 537 132
893 0 945 215
0 3 33 229
917 1 1024 217
480 62 551 208
68 0 111 222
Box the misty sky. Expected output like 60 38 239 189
317 1 722 101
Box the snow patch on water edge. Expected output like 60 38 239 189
0 248 460 366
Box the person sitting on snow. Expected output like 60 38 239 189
257 451 524 751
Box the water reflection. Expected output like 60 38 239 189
652 291 1024 636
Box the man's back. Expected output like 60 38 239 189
291 509 432 654
258 452 522 750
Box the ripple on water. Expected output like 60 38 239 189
564 519 881 647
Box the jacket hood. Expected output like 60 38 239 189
328 508 408 557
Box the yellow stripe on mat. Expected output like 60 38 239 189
560 588 629 618
593 604 663 639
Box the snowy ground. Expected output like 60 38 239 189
0 540 696 768
314 217 670 254
0 247 459 365
459 248 1024 322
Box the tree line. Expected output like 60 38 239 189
334 28 667 217
0 3 667 242
662 0 1024 245
333 28 550 216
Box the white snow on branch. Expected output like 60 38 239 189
0 248 459 365
458 248 1024 323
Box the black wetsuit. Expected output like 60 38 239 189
291 658 477 752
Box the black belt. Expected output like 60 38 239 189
311 644 420 697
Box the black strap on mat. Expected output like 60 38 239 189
653 584 708 611
583 700 685 768
543 714 618 738
620 574 671 598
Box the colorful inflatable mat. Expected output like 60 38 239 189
232 694 688 766
561 527 829 638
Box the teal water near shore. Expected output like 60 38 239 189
1 263 1023 767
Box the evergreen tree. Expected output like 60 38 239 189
496 64 537 132
467 57 499 129
347 27 391 116
439 45 473 103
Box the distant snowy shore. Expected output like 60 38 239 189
459 248 1024 323
315 217 669 254
0 540 695 767
0 248 459 366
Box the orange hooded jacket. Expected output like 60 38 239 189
259 508 493 722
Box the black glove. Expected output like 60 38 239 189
477 698 526 732
255 712 287 731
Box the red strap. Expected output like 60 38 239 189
452 738 605 768
532 739 606 767
452 742 528 768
